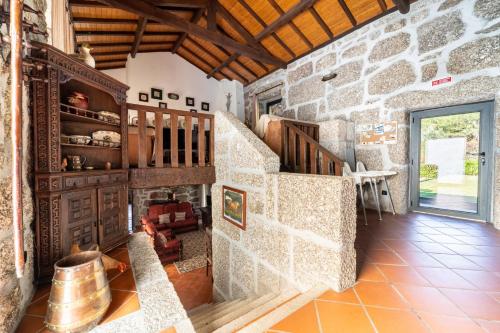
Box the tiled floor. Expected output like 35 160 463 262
164 264 213 311
16 245 139 333
268 211 500 333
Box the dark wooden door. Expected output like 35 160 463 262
98 185 127 250
61 189 98 256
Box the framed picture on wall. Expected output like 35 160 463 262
201 102 209 111
151 88 163 100
222 186 246 230
139 92 149 102
190 109 197 113
168 93 179 100
159 102 168 109
186 97 195 106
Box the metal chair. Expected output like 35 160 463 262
343 163 368 225
356 161 382 221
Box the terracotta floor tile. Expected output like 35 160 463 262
440 288 500 321
477 320 500 333
424 234 462 244
454 269 500 292
396 250 444 268
14 315 45 333
357 263 387 282
101 293 140 324
377 265 429 286
382 239 422 252
31 284 51 304
109 269 136 291
107 249 131 265
271 301 321 333
415 267 476 289
315 300 375 333
25 294 49 317
444 243 489 256
316 288 359 304
400 233 432 242
465 255 500 272
418 312 484 333
394 285 464 316
365 307 428 333
366 250 406 265
412 242 455 254
101 289 136 322
453 235 497 246
430 254 483 270
159 327 177 333
354 281 407 308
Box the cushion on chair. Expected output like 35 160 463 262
174 212 186 222
159 213 170 224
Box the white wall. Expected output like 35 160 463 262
102 52 244 120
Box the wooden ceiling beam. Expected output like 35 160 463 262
376 0 387 12
393 0 410 13
79 41 169 47
131 17 148 57
73 17 138 24
207 0 217 31
172 8 204 53
266 0 313 49
234 0 295 58
178 46 232 81
91 47 173 56
97 65 127 70
69 0 109 8
338 0 357 26
147 0 207 8
309 6 333 39
75 31 180 36
185 36 248 83
95 0 286 67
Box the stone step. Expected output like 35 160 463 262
195 293 279 333
237 285 329 333
187 303 212 317
190 298 252 326
212 289 301 333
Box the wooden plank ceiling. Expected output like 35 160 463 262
69 0 413 84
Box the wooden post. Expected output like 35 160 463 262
185 116 192 167
310 146 317 174
321 154 330 175
170 114 178 167
137 110 147 168
11 0 25 278
288 127 296 172
299 136 306 173
198 116 205 167
154 112 163 168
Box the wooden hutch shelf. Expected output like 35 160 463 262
31 41 130 282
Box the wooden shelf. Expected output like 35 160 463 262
61 143 121 150
60 104 120 127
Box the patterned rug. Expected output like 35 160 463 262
174 229 207 274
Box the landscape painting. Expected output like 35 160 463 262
222 186 246 230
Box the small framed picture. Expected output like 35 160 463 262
159 102 168 109
201 102 209 111
139 92 148 102
168 93 179 100
151 88 163 100
222 186 246 230
186 97 195 106
190 109 197 113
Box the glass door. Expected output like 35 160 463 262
410 101 494 221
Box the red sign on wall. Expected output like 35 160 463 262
432 77 452 86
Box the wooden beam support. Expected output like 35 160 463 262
75 31 180 36
147 0 207 8
235 0 295 58
92 48 173 56
95 0 286 66
376 0 387 12
179 46 232 81
97 65 127 70
309 6 333 39
73 17 138 24
81 41 170 47
338 0 357 27
172 8 204 53
131 17 147 58
266 0 313 49
393 0 410 14
207 0 217 31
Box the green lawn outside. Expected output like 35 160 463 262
419 175 478 199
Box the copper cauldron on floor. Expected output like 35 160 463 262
45 251 111 333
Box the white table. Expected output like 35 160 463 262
351 170 397 223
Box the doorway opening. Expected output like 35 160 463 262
409 101 494 221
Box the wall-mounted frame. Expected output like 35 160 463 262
222 186 246 230
190 109 197 113
168 93 179 100
201 102 210 111
186 97 195 106
151 88 163 100
159 102 168 109
139 92 149 102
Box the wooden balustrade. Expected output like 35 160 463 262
282 122 343 176
127 103 214 169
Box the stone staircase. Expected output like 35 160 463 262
187 286 328 333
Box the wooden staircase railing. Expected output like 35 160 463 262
282 122 343 176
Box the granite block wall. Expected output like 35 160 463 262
212 111 356 301
0 1 47 331
131 186 201 227
244 0 500 228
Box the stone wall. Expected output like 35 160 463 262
0 1 47 331
212 111 356 301
244 0 500 228
131 186 201 227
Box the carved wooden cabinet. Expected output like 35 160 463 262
31 42 130 282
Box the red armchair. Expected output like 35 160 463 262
141 217 183 264
145 202 199 234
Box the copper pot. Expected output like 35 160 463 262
45 251 111 333
68 92 89 110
